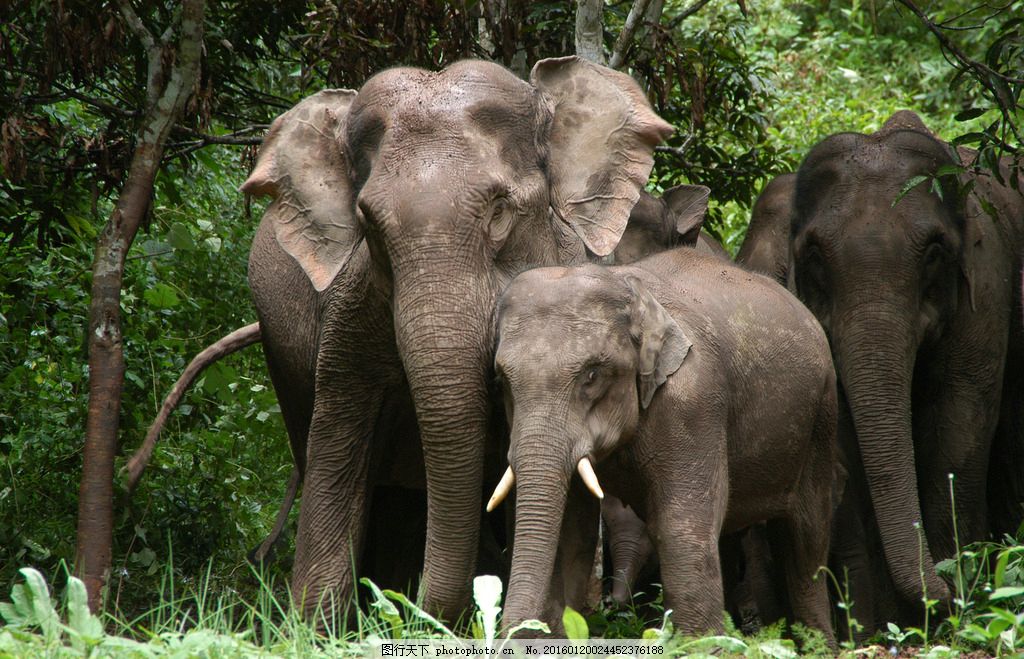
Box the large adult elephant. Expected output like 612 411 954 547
739 111 1024 623
240 57 673 618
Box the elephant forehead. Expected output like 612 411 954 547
498 317 630 374
503 268 623 316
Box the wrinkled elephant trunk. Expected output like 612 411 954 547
501 429 574 633
393 269 496 619
833 307 950 604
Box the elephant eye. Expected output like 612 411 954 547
586 369 598 382
487 196 515 245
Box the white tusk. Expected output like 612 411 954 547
486 467 516 512
577 457 605 500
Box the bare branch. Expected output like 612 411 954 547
172 124 268 144
122 323 261 492
609 0 654 69
115 0 155 51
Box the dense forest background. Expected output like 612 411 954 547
1 0 1022 651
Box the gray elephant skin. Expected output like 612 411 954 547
738 111 1024 632
488 247 839 642
241 57 673 618
616 184 729 263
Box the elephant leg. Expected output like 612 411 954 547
773 378 837 648
292 280 401 624
293 387 385 625
987 313 1019 536
990 343 1024 537
602 495 653 606
766 511 833 647
646 462 727 634
914 368 1002 561
549 479 602 628
733 524 786 631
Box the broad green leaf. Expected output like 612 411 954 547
989 586 1024 602
562 606 588 641
203 236 222 253
0 568 61 642
144 283 181 309
202 362 239 400
167 222 196 251
66 576 104 651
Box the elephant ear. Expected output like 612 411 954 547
531 56 674 257
625 276 692 409
240 89 360 292
663 184 710 247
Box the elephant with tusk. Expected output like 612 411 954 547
489 246 841 644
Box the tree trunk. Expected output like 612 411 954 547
75 0 205 613
575 0 605 64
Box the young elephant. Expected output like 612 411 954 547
489 248 839 642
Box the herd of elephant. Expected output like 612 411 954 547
234 55 1024 645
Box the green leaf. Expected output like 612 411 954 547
562 606 589 641
755 638 798 659
167 222 196 251
202 362 239 402
360 578 403 637
382 588 455 638
144 283 180 309
0 569 61 642
954 108 987 121
892 175 930 207
989 586 1024 601
203 236 222 253
66 576 104 651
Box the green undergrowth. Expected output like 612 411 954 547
2 528 1022 657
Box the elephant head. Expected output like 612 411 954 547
491 266 690 628
614 184 711 264
241 57 672 615
787 111 972 603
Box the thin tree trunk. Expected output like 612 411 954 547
575 0 605 64
76 0 205 613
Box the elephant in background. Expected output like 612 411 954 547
242 56 673 619
738 111 1024 633
615 184 730 263
488 248 839 643
736 173 795 283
